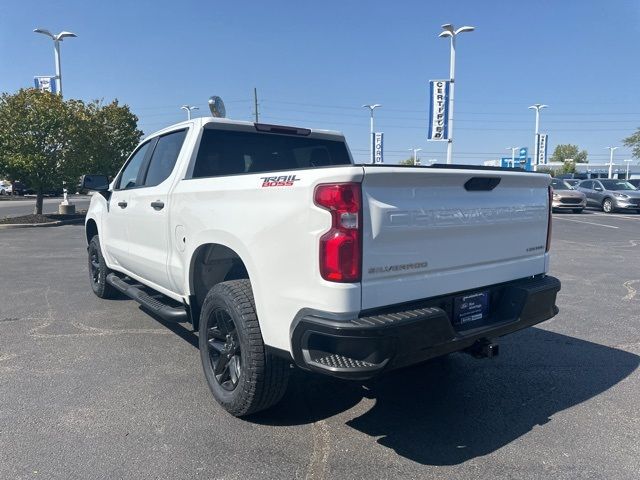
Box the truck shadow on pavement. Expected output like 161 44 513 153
256 327 639 466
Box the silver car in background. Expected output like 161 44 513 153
577 179 640 213
551 178 586 213
0 181 12 195
564 179 581 188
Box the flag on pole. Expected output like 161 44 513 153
428 80 450 141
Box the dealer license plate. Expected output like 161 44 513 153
453 291 489 325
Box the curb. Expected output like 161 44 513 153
0 218 85 230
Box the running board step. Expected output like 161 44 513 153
106 273 188 323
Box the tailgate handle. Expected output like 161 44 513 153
464 177 501 191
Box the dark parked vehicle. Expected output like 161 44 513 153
577 179 640 213
10 181 27 196
550 179 586 213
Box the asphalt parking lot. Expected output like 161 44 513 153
0 196 92 219
1 214 639 480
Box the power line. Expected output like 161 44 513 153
259 115 636 132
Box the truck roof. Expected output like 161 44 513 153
143 116 345 141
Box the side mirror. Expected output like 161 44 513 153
81 174 109 192
594 186 603 192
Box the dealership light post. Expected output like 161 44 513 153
439 24 475 164
624 159 632 179
33 28 77 96
506 147 518 168
409 148 422 165
528 104 547 171
606 146 619 179
362 104 382 164
181 105 199 120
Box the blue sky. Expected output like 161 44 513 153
1 0 639 165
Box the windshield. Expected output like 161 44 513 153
600 180 637 191
551 179 572 190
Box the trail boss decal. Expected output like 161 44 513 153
260 175 300 187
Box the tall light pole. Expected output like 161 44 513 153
362 104 382 164
606 146 619 179
506 146 518 168
33 28 77 96
181 105 199 120
439 24 475 165
528 103 547 170
624 159 632 179
409 148 422 165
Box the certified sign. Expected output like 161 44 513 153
428 80 450 141
373 132 384 164
34 76 57 94
536 134 548 165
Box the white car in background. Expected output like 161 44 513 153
0 181 12 195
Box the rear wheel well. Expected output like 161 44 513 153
190 244 249 327
85 219 98 244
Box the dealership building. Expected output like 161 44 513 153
484 160 640 179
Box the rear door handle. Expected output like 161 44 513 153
117 201 128 209
150 201 165 211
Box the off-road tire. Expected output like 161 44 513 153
199 279 290 417
88 235 118 299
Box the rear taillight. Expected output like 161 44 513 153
546 185 553 252
314 183 362 282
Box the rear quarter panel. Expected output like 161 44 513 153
170 166 365 351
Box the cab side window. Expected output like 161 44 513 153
116 141 153 190
143 130 188 187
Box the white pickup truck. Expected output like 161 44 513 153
83 116 560 417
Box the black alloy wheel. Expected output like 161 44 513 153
89 244 101 286
87 235 118 299
205 308 242 391
198 279 290 416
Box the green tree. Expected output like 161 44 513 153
0 89 142 213
78 99 142 177
551 144 588 164
536 166 555 175
623 129 640 159
0 89 81 213
559 161 576 175
398 158 416 165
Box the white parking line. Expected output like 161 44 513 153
590 212 640 220
554 217 619 229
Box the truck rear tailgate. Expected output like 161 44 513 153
360 166 551 310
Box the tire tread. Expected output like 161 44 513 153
199 279 289 416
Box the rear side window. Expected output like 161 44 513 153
144 130 187 187
117 141 153 190
192 129 351 178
